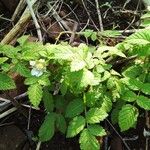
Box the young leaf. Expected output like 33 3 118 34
79 129 100 150
56 114 67 134
86 108 108 124
67 116 85 138
43 88 54 112
88 124 106 136
38 113 55 142
65 98 84 118
17 35 29 46
136 95 150 110
0 57 8 64
0 73 16 90
118 104 138 131
91 32 97 41
27 83 43 107
70 59 86 72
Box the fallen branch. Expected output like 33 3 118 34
26 0 43 42
1 0 38 44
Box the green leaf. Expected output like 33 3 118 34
86 108 108 124
67 116 85 137
122 65 143 78
22 50 39 60
121 77 142 90
27 83 43 107
43 88 54 112
83 29 93 38
38 113 55 142
56 114 67 134
65 98 84 118
24 76 39 85
60 81 68 96
121 90 137 102
137 95 150 110
51 45 74 60
141 83 150 95
100 96 112 113
0 73 16 90
101 71 111 82
17 35 29 46
0 57 8 64
70 59 86 72
111 101 125 124
38 75 51 86
1 63 11 72
91 32 97 41
88 124 106 136
118 104 138 131
85 91 101 107
14 63 31 77
54 95 67 112
79 129 100 150
126 29 150 45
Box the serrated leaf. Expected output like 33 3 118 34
0 57 8 64
88 124 106 136
38 113 55 142
101 96 112 113
85 91 101 107
137 95 150 110
79 129 100 150
121 77 142 90
56 114 67 134
1 63 11 72
27 83 43 107
65 98 84 118
141 83 150 95
22 50 39 60
67 116 85 137
0 73 16 90
17 35 29 46
24 76 39 85
119 104 138 131
126 29 150 45
110 70 121 76
83 29 93 38
43 88 54 112
121 90 137 102
60 81 68 96
14 63 31 77
122 65 143 78
101 71 111 82
70 59 86 72
86 108 108 124
54 95 67 112
38 75 51 86
91 32 97 41
111 101 125 124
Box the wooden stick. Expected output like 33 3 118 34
0 107 17 119
1 0 37 44
11 0 26 22
26 0 43 42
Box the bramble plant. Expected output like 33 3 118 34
0 27 150 149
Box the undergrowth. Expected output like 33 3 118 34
0 15 150 150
